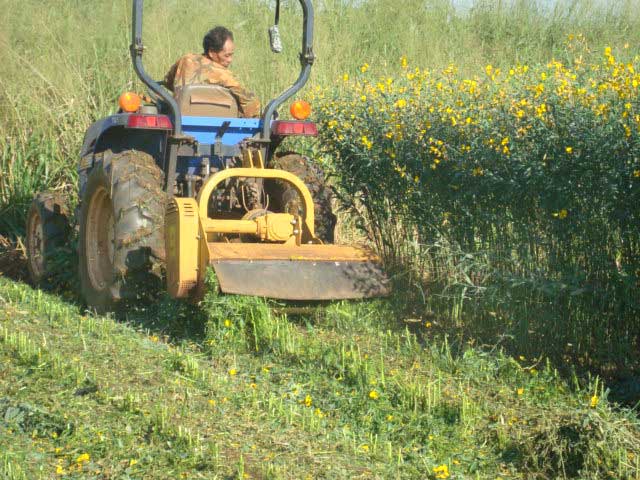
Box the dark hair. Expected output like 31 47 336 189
203 26 233 54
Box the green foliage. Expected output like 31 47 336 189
1 3 640 475
2 0 640 234
313 41 640 370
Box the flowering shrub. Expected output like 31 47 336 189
312 37 640 365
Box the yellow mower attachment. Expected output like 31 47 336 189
165 167 389 300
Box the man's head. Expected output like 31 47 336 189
203 26 235 68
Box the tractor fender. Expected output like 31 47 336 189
78 113 169 196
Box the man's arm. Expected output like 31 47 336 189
211 69 261 118
230 85 261 118
164 59 180 92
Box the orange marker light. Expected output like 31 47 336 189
290 100 311 120
119 92 142 113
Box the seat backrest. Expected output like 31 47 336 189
174 84 239 117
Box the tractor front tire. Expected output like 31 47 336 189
78 150 165 312
26 192 71 288
267 153 337 243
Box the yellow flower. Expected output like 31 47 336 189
228 368 237 376
224 319 232 328
395 98 407 108
400 55 408 69
386 414 394 421
342 73 349 82
590 395 599 408
360 63 369 73
304 394 312 407
472 167 484 177
360 444 370 452
129 459 138 467
552 209 568 219
76 453 90 464
368 390 380 400
633 170 640 178
565 146 573 154
56 465 66 475
433 464 450 479
517 388 524 395
361 136 373 150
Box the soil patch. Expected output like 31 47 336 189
0 235 28 282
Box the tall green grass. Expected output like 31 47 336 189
2 0 640 233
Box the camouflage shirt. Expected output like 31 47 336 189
164 53 260 118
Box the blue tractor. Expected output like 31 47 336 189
26 0 388 311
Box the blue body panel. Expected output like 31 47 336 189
182 116 261 146
178 116 262 176
80 114 264 178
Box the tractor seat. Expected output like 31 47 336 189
174 84 239 117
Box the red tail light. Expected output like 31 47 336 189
127 114 173 130
272 121 318 137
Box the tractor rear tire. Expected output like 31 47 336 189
26 192 71 288
266 153 337 243
78 150 165 312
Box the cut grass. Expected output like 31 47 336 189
1 276 639 479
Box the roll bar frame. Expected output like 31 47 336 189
130 0 315 140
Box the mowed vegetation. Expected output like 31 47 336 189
1 276 640 479
2 0 640 478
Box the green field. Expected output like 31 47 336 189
2 277 639 479
1 0 640 478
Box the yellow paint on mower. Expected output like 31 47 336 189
165 167 390 300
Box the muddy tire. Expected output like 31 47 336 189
78 150 165 312
266 153 336 243
25 192 71 287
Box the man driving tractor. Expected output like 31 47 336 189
164 26 261 118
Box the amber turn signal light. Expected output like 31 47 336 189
290 100 311 120
119 92 142 113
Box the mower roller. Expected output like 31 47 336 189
25 0 389 310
